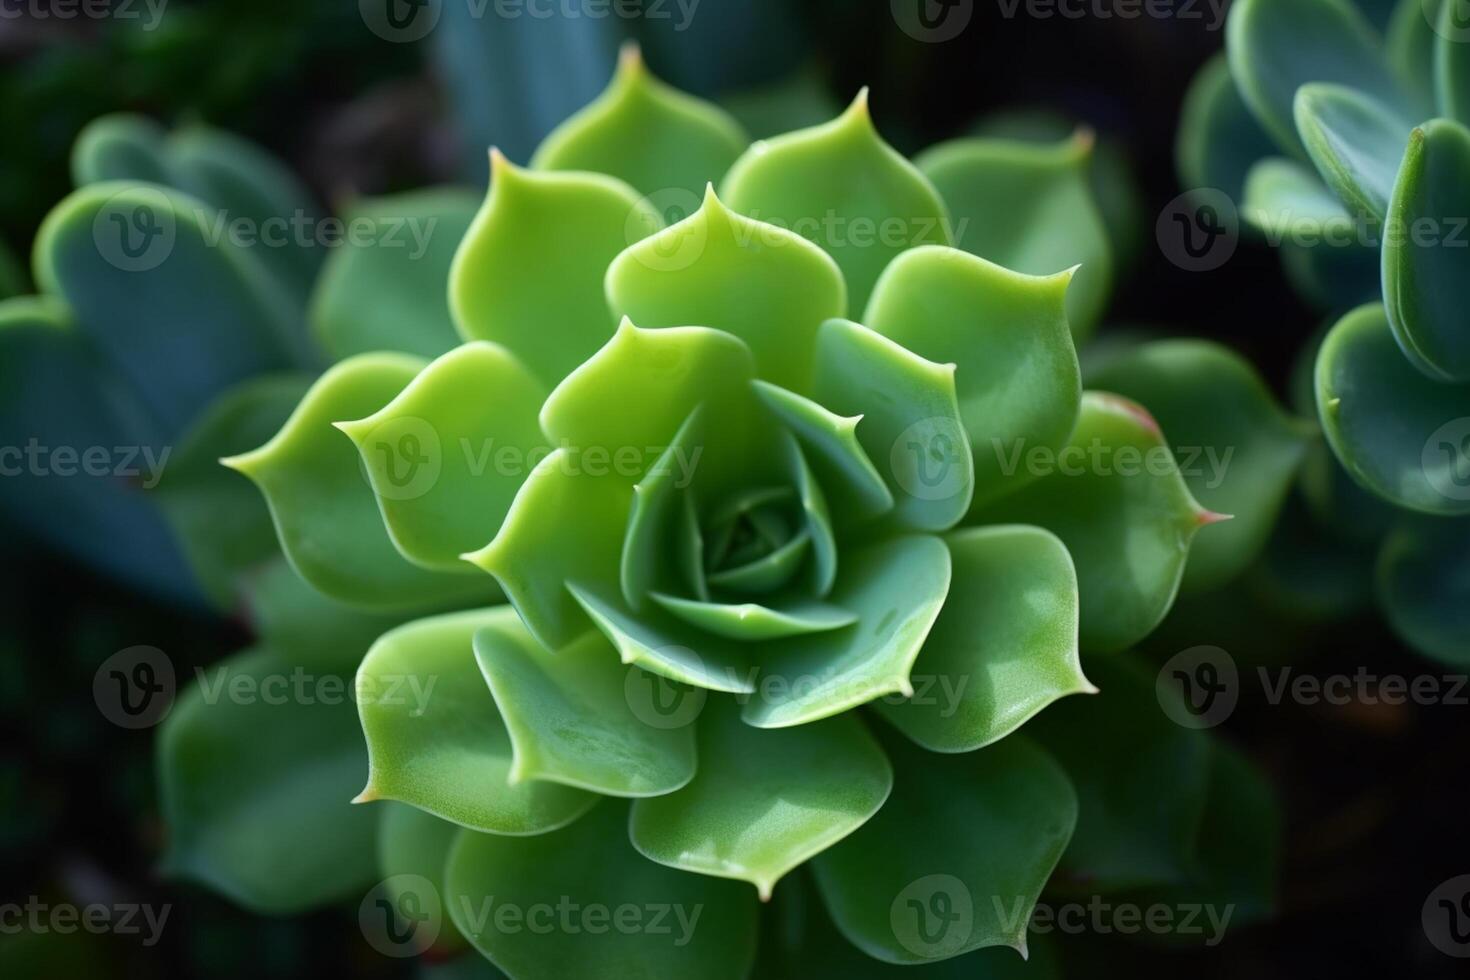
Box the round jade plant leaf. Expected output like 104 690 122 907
864 245 1080 508
606 188 847 393
1176 53 1279 202
742 534 952 728
224 353 496 609
874 525 1093 753
630 697 892 900
1383 118 1470 382
1227 0 1410 156
473 626 697 797
154 373 312 610
158 647 379 914
916 134 1111 342
34 182 308 437
311 188 479 361
973 392 1214 654
1241 157 1355 239
720 91 950 312
811 732 1076 965
449 153 661 387
339 341 548 571
1295 82 1416 222
71 114 173 186
1316 303 1470 514
1376 514 1470 665
356 607 598 833
1088 339 1311 592
1027 657 1211 895
378 802 467 955
531 44 748 202
445 801 759 980
811 318 974 531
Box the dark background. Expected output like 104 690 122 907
2 0 1466 976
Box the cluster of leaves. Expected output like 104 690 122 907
1177 0 1470 664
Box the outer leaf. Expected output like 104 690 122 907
742 535 952 728
445 801 759 980
71 113 173 185
310 188 478 360
720 91 950 311
875 526 1093 753
1376 514 1470 664
1295 82 1416 222
1388 0 1443 108
473 627 697 797
1436 0 1470 122
811 318 974 531
1316 303 1470 514
158 647 378 913
630 697 891 900
378 802 467 954
1383 118 1470 381
864 246 1080 508
973 392 1215 654
811 732 1076 964
606 188 846 393
1227 0 1410 156
532 44 748 201
1241 157 1355 239
339 342 547 570
1176 54 1279 203
450 153 660 387
223 354 494 609
916 134 1111 341
356 607 597 833
1088 339 1311 592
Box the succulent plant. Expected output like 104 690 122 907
1177 0 1470 663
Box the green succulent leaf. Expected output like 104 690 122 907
875 525 1093 753
1316 303 1470 514
630 697 891 900
720 92 950 311
445 801 759 980
864 246 1081 508
223 354 495 609
606 188 846 393
158 647 378 914
1176 54 1279 203
1388 0 1444 108
1376 514 1470 664
621 409 707 606
974 392 1214 654
450 153 661 387
811 732 1076 965
378 802 467 954
916 134 1111 342
1227 0 1410 157
812 318 974 531
1383 118 1470 381
1241 157 1355 238
651 593 856 641
742 534 952 728
311 188 479 361
1028 657 1211 894
338 342 547 571
356 607 598 833
473 626 697 797
1088 339 1311 592
155 374 312 610
532 44 748 202
1435 0 1470 122
1295 82 1416 221
71 113 173 186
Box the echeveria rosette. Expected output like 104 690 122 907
1178 0 1470 662
215 53 1225 977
